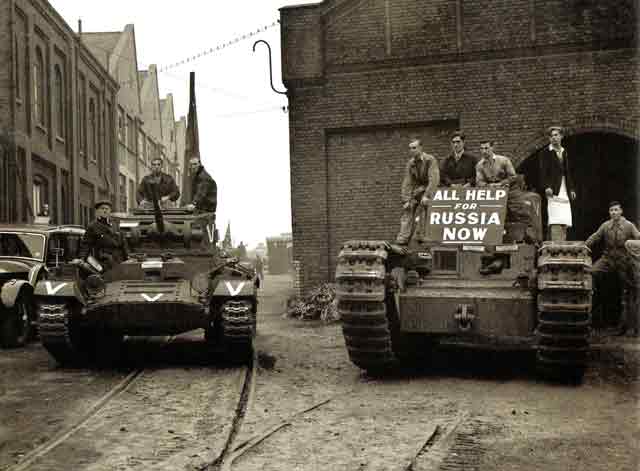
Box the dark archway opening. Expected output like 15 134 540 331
519 132 639 241
519 132 639 327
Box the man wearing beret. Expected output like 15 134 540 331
80 200 128 273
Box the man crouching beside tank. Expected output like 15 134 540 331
78 200 128 277
587 201 640 336
396 138 439 246
137 157 180 209
185 156 217 214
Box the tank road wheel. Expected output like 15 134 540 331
37 303 90 366
535 242 593 382
336 241 402 375
220 299 255 364
0 297 32 348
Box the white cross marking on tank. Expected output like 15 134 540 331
45 281 67 295
225 281 245 296
141 293 163 302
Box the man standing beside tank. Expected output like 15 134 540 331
185 156 217 214
79 200 128 273
396 138 440 245
539 126 576 241
440 131 478 187
587 201 640 336
136 157 180 209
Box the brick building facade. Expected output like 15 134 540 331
0 0 119 226
280 0 639 293
0 4 188 224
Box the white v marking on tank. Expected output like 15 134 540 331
45 281 67 295
141 293 164 302
225 281 245 296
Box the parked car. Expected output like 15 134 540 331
0 224 85 347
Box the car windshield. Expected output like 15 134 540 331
0 233 46 261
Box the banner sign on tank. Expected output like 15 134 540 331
426 187 508 245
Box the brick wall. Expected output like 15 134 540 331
281 0 639 293
0 0 118 224
0 1 12 131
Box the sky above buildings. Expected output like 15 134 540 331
50 0 315 248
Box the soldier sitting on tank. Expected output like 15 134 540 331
475 141 518 275
396 138 440 246
78 200 128 275
475 140 516 188
440 131 478 187
586 201 640 336
185 156 217 214
136 157 180 209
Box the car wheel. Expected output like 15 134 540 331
0 297 31 348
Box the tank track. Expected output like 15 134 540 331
37 303 81 366
220 299 255 359
536 242 593 374
335 240 397 372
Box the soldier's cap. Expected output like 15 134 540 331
548 125 564 135
94 199 113 209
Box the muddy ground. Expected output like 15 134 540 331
0 273 638 470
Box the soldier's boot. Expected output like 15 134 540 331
620 287 639 336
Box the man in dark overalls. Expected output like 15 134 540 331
396 138 440 245
185 157 217 214
80 200 128 274
136 157 180 209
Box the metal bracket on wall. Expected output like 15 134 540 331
252 40 288 96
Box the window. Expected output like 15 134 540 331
119 173 127 211
88 99 96 162
117 108 124 143
14 36 21 100
78 75 86 160
54 65 64 138
138 133 145 162
34 47 45 126
127 116 134 150
33 176 47 217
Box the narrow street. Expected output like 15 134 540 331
0 273 638 471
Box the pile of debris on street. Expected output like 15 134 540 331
286 283 339 323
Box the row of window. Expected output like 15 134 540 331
14 37 112 174
117 108 166 169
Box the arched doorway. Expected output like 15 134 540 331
518 131 639 242
518 131 639 327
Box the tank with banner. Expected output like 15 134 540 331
335 180 592 381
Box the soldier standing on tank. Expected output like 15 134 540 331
79 200 128 273
586 201 640 335
185 156 217 214
136 157 180 209
396 138 440 245
539 126 576 241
